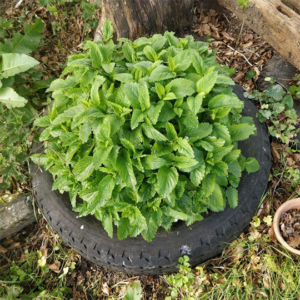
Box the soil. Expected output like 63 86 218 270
280 208 300 249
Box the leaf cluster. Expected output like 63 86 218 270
0 18 49 191
33 21 259 241
0 18 44 108
244 79 300 145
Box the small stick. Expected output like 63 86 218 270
227 45 253 66
15 0 23 8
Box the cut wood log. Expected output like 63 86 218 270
0 195 36 240
94 0 193 41
217 0 300 70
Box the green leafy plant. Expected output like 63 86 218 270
0 18 46 192
165 256 196 300
125 281 143 300
39 0 100 36
32 20 259 241
244 78 300 145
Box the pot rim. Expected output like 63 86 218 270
273 197 300 255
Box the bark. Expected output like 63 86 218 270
95 0 193 41
217 0 300 70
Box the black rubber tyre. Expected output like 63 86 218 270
29 85 271 275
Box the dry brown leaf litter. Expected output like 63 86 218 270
193 8 275 91
280 208 300 249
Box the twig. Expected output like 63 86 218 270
15 0 23 8
46 145 67 165
227 45 253 66
223 13 231 24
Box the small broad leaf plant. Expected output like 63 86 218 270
32 20 259 241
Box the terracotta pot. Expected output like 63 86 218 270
273 197 300 255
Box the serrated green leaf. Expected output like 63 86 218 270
73 156 94 182
141 209 162 242
224 149 241 163
66 143 80 164
166 78 195 98
187 94 203 114
208 183 224 212
174 138 194 158
117 149 137 190
83 175 115 214
123 42 135 62
79 120 91 143
213 161 228 176
145 155 167 170
190 163 205 186
208 94 244 109
102 20 114 41
149 65 175 82
226 187 238 208
123 82 140 109
143 45 157 61
213 123 231 143
117 217 131 240
114 73 133 82
230 123 255 142
185 123 212 140
46 76 77 92
245 157 260 173
173 50 192 71
166 122 178 140
138 82 150 111
202 173 216 196
146 101 164 125
89 42 102 69
173 156 198 170
52 174 72 191
155 82 165 99
102 211 113 238
163 92 177 100
91 75 106 105
228 160 242 178
142 120 167 141
192 53 205 76
93 143 113 169
196 71 218 94
34 116 51 127
121 138 135 155
157 166 178 197
165 207 189 220
131 109 144 130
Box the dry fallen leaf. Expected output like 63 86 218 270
288 235 300 249
286 157 294 167
47 261 61 273
0 245 8 254
102 283 110 296
40 245 48 258
271 144 280 162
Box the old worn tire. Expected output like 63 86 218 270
29 85 271 275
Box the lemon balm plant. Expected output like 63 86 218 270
32 20 259 242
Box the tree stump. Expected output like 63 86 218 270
94 0 194 41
